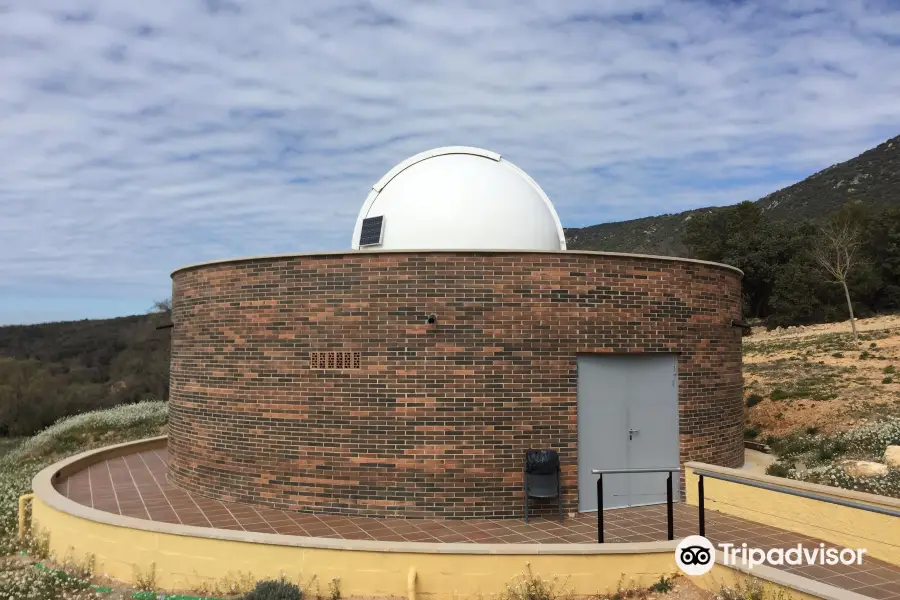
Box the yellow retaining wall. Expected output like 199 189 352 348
32 496 678 598
29 440 878 600
684 462 900 566
693 563 864 600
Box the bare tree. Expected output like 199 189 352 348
813 222 861 345
150 298 172 314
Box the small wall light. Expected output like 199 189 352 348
426 314 436 324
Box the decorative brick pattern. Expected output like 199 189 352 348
168 251 744 519
310 351 361 369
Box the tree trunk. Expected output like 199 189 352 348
842 280 859 346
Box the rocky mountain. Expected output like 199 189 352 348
565 133 900 256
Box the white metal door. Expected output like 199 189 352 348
624 354 680 506
577 354 679 511
577 356 629 511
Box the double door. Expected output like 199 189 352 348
576 354 679 511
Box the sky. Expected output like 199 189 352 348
2 1 900 325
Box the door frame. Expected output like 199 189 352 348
575 352 681 512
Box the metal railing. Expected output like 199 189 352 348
591 467 680 543
693 469 900 536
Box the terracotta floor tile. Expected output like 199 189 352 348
303 528 339 538
227 508 262 518
852 571 900 586
119 504 148 516
820 573 871 590
51 447 900 594
865 569 900 585
271 523 306 535
287 513 321 523
401 532 440 542
199 505 231 516
331 526 365 536
853 585 896 600
235 520 268 530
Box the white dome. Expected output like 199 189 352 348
351 147 567 251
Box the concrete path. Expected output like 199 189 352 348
740 448 776 475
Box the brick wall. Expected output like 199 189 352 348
167 251 744 518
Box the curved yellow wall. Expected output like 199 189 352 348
31 440 878 600
32 496 678 598
685 463 900 566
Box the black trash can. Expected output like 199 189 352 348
523 449 562 523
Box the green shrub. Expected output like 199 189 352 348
746 394 763 408
831 352 844 358
885 366 897 374
765 463 791 477
649 575 675 593
805 426 820 435
744 426 761 440
770 389 789 400
860 351 870 360
883 377 893 384
815 439 849 462
244 578 303 600
870 342 878 349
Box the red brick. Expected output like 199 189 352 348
167 251 744 519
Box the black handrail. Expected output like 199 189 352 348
591 467 680 543
694 468 900 536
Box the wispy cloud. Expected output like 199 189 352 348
1 0 899 323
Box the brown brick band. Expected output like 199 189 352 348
168 251 744 519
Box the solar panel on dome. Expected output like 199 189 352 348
359 215 384 246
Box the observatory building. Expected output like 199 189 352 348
167 147 744 519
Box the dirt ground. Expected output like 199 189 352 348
743 314 900 437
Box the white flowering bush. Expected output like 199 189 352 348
767 417 900 498
8 400 168 462
801 464 900 497
0 401 168 595
840 417 900 458
0 559 102 599
716 577 790 600
0 460 47 556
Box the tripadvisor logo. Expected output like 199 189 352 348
675 536 868 575
720 543 867 569
676 536 716 576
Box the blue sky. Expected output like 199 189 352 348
2 0 900 325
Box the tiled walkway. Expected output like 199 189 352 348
55 448 900 599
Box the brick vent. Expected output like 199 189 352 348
168 251 744 519
310 351 361 369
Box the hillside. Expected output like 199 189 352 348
0 312 170 436
566 133 900 255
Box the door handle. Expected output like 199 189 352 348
629 429 640 440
